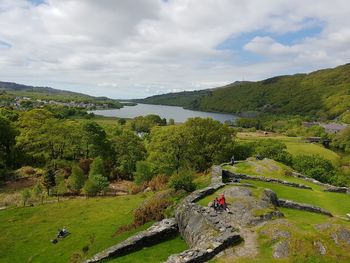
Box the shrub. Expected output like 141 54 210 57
134 161 156 185
82 174 109 196
67 165 86 194
89 157 105 177
254 139 292 165
21 189 31 207
18 166 36 177
232 142 255 160
134 195 171 225
292 154 336 183
169 169 195 192
148 175 169 191
32 183 45 204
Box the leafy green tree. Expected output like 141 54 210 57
332 127 350 152
169 169 195 192
81 121 112 159
134 161 156 184
0 108 19 122
113 130 146 179
292 154 336 183
42 166 56 195
67 165 86 193
21 189 31 207
55 176 68 202
147 125 191 175
32 183 45 204
0 116 18 170
254 139 292 165
184 118 235 171
89 157 105 177
82 174 109 196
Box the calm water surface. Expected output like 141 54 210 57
91 103 237 123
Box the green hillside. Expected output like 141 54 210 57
140 63 350 118
0 81 122 108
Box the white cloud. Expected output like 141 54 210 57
0 0 349 98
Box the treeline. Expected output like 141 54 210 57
0 108 235 197
141 63 350 121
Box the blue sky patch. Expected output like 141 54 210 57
29 0 46 6
216 20 324 63
0 40 11 49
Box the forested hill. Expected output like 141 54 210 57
139 63 350 119
0 81 121 107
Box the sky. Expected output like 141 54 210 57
0 0 350 99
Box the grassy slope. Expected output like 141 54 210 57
237 132 341 165
0 195 154 263
140 63 350 117
205 159 350 263
104 235 187 263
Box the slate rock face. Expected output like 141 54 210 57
221 187 283 227
315 224 350 247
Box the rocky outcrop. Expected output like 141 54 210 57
277 199 333 217
85 218 178 263
222 170 312 190
273 240 290 258
167 167 242 263
166 232 241 263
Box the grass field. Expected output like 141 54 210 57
104 235 187 263
0 194 155 263
237 132 341 165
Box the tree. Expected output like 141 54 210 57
0 116 18 170
292 154 336 183
113 130 146 179
332 127 350 152
82 174 109 196
147 125 191 175
42 166 56 195
67 165 86 194
184 118 235 171
254 139 292 165
169 169 195 192
81 121 112 159
55 176 68 202
134 161 156 184
32 183 45 205
21 189 31 207
89 157 105 177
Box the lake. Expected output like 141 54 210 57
91 103 237 123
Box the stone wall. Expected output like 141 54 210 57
289 172 350 194
85 218 178 263
277 199 333 217
166 166 242 263
223 170 312 190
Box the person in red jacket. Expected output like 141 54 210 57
218 194 228 211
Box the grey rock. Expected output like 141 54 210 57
314 240 327 255
273 240 290 258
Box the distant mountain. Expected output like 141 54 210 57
0 81 122 107
139 63 350 119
